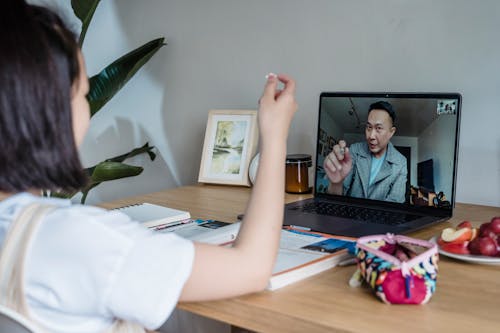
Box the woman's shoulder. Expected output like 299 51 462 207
27 194 193 271
0 192 137 236
0 192 107 219
22 195 195 330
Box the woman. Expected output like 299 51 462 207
0 1 297 332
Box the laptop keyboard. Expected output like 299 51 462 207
291 201 420 225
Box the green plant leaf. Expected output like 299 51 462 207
90 161 143 183
79 183 100 204
79 161 144 204
48 145 155 202
70 0 101 47
88 38 166 116
66 2 162 203
106 142 156 163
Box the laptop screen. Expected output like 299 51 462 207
315 92 461 212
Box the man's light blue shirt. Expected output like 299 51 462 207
369 151 387 186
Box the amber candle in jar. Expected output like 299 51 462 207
285 154 312 194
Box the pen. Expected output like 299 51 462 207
338 257 357 267
154 219 193 231
289 225 311 231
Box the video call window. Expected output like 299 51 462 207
316 96 459 209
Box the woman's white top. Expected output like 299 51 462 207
0 193 195 333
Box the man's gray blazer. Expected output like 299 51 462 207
343 142 407 203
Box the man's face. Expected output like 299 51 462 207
365 109 396 158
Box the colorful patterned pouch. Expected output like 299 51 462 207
349 234 439 304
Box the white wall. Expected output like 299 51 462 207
419 114 457 201
54 0 500 206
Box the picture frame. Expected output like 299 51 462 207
198 109 259 186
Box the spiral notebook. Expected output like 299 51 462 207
113 203 191 228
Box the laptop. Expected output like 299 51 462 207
283 92 461 237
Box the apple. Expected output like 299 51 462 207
441 241 470 255
440 227 473 244
489 216 500 234
477 237 498 257
442 217 500 257
457 221 472 229
480 225 498 242
470 228 478 241
479 222 492 236
468 238 482 255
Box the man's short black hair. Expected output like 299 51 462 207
368 101 396 125
0 1 87 192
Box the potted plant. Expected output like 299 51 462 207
53 0 166 203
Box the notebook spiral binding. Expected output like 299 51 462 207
112 203 144 210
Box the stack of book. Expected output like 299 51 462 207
117 202 355 291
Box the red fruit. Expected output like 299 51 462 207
440 227 473 244
468 238 482 255
470 228 478 241
489 217 500 234
457 221 472 229
479 222 492 236
441 241 470 255
478 237 498 257
480 225 498 241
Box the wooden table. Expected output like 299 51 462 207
101 185 500 333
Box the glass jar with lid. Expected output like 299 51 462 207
285 154 312 194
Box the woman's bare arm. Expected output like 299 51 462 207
180 74 297 301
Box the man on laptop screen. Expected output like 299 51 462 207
323 100 407 203
283 92 461 237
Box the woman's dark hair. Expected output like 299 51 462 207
0 0 88 192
